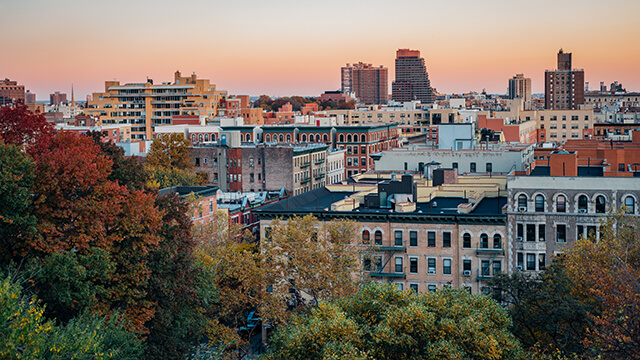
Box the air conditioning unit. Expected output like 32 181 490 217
517 265 523 271
518 206 527 212
539 237 545 242
463 270 472 277
578 209 587 213
516 236 523 242
428 269 436 275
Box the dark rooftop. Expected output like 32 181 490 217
528 165 604 177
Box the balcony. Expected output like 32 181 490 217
476 269 493 281
300 176 311 184
370 266 406 278
300 161 311 169
476 246 505 255
314 172 325 180
314 158 325 165
378 239 406 252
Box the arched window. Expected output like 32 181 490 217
518 194 527 211
301 134 307 142
463 233 471 248
362 230 370 244
480 233 489 248
265 134 271 142
347 134 352 142
204 134 209 142
596 195 606 213
191 134 196 141
198 134 203 142
279 134 284 142
556 195 566 212
374 230 382 245
316 134 321 142
361 134 366 142
625 196 635 214
286 134 291 142
339 134 344 142
493 234 502 249
578 195 588 212
245 134 251 142
323 134 328 142
535 195 545 212
212 134 216 141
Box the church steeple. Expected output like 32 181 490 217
71 84 75 107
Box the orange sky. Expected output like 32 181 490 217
2 0 639 100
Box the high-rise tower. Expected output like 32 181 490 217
544 49 585 110
391 49 434 104
508 74 532 110
341 62 388 105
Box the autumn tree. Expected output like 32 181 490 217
262 282 525 360
89 130 149 191
146 133 194 170
488 261 595 357
564 209 640 359
144 193 205 360
0 101 54 153
25 131 162 333
0 142 36 264
261 215 361 324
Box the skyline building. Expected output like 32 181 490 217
391 49 435 104
86 71 227 140
50 91 67 105
544 49 585 110
508 74 532 110
341 62 388 105
0 78 25 105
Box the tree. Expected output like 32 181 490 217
262 282 525 360
564 209 640 359
261 215 361 324
0 141 36 264
0 275 143 360
488 262 595 357
146 166 203 189
89 131 149 191
146 133 193 170
0 101 54 153
144 193 205 360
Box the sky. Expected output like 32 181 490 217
1 0 639 100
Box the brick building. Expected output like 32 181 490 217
0 78 25 105
341 62 388 105
544 49 585 110
391 49 435 104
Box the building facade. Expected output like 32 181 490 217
391 49 435 104
0 78 25 105
86 71 227 140
544 49 585 110
508 74 532 110
341 62 388 105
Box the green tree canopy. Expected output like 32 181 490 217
146 133 193 170
262 282 525 360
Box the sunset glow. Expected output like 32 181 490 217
2 0 639 99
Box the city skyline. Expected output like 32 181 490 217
2 0 639 100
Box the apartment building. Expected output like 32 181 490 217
507 150 640 274
0 78 25 105
544 49 585 110
493 108 594 143
508 74 532 110
392 49 435 104
341 62 388 105
256 172 508 294
158 185 219 225
86 71 227 140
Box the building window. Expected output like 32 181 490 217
394 230 403 246
442 232 451 248
493 261 502 275
578 195 588 212
374 256 383 272
427 258 436 274
395 257 403 273
539 224 546 241
595 195 606 213
363 257 371 271
557 224 566 242
470 162 476 172
463 260 471 273
625 196 635 214
362 230 370 244
480 233 488 248
427 231 435 247
535 195 544 212
486 162 492 172
463 233 471 248
428 284 437 292
539 254 546 270
517 223 524 240
517 253 524 270
518 194 527 211
443 259 451 275
526 254 536 270
409 231 417 247
409 283 418 292
556 195 566 212
409 258 418 273
452 162 458 169
374 230 382 245
493 234 501 249
526 224 536 242
481 260 490 276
